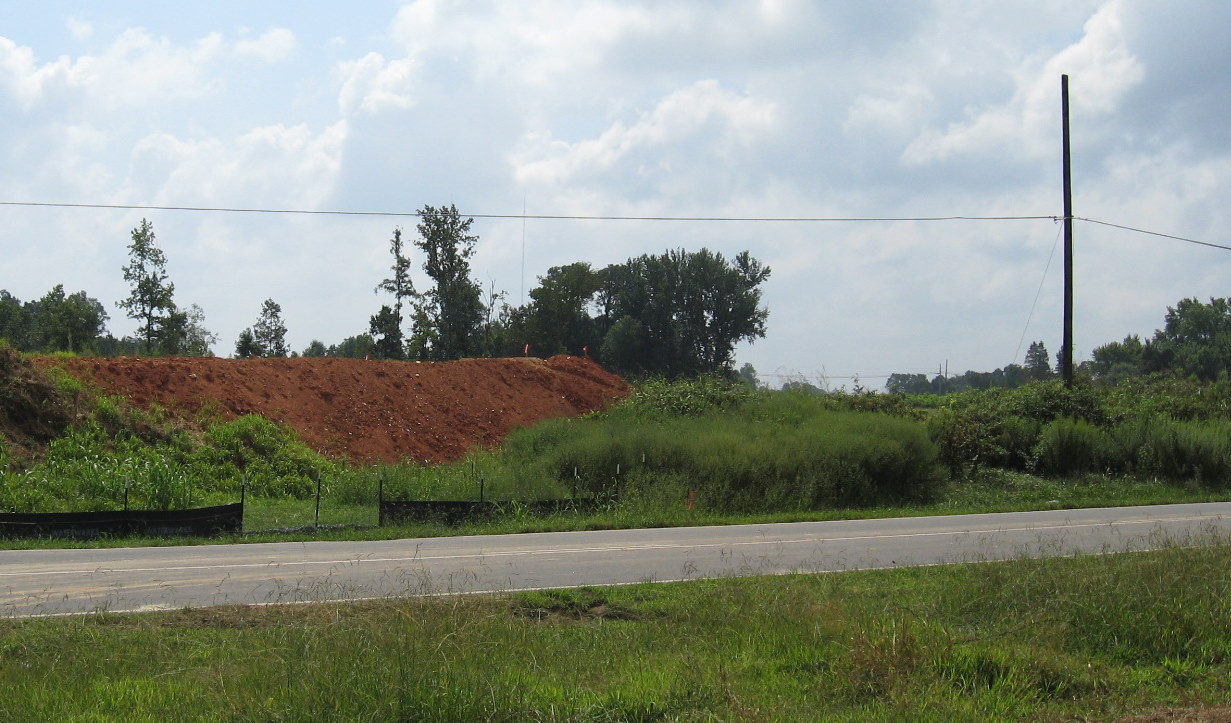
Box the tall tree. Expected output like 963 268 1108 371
375 228 416 329
250 299 289 358
524 262 602 356
409 204 484 360
118 218 176 354
1024 341 1052 381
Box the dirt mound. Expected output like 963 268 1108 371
0 346 74 460
48 355 628 463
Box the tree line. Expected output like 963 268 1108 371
0 205 772 378
884 297 1231 394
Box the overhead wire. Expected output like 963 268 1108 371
2 201 1227 251
1013 222 1064 367
1075 216 1231 252
0 200 1055 223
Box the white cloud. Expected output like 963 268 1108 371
0 37 74 108
129 121 347 208
902 0 1143 167
513 80 776 189
0 28 227 112
335 52 418 115
234 28 297 63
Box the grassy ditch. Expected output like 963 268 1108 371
1 540 1228 720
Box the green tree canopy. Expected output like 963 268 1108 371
302 340 328 358
409 204 484 361
1024 341 1052 382
251 299 289 358
375 227 415 345
118 219 176 354
524 262 602 357
234 328 261 358
369 305 404 360
1143 297 1231 381
596 248 770 378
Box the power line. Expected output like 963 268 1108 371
4 199 1228 250
1013 222 1064 367
0 200 1055 223
1076 217 1231 252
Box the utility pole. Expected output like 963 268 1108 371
1061 74 1075 388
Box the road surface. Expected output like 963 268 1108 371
2 502 1229 617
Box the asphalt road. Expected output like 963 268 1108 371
3 501 1229 618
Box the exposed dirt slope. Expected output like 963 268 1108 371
48 355 628 463
0 346 74 460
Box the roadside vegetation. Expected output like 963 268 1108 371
2 538 1229 720
2 348 1229 549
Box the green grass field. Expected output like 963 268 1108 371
2 539 1228 721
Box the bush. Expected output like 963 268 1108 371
1033 418 1110 477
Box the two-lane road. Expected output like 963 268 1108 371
3 502 1229 618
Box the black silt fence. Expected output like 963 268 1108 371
0 503 244 540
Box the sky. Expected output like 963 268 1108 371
2 0 1229 388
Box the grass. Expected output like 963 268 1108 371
1 539 1228 720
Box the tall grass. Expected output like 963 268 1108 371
1032 417 1231 486
502 388 942 511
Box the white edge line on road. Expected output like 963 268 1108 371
6 543 1193 621
1 516 1218 579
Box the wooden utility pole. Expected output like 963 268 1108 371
1061 74 1074 387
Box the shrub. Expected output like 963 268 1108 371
1033 418 1110 476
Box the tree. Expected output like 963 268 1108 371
302 340 328 357
596 248 771 378
0 291 31 349
375 228 415 328
737 362 760 388
234 329 261 358
1024 341 1052 381
331 333 376 359
524 262 602 356
369 305 404 360
409 204 484 360
885 372 930 395
177 304 218 356
1091 334 1144 382
1143 297 1231 381
251 299 288 358
599 315 647 376
29 285 109 353
118 219 176 354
